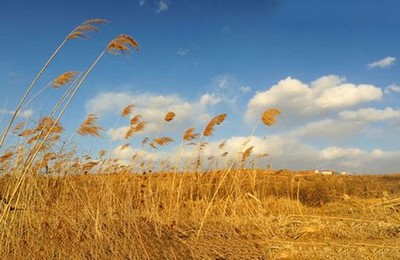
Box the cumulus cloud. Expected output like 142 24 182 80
338 107 400 122
108 133 400 174
86 91 220 141
368 56 396 69
86 92 133 116
246 75 382 122
318 146 400 173
287 107 400 143
320 146 364 160
289 119 366 141
86 74 400 174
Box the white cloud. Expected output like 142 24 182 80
246 75 382 122
85 74 400 174
86 92 133 116
240 86 252 94
338 107 400 122
368 56 396 69
107 133 400 174
139 0 146 6
288 107 400 142
289 119 366 141
320 146 364 160
385 84 400 94
156 0 169 13
199 93 222 106
0 109 33 119
86 92 220 141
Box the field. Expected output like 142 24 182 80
1 19 400 259
1 170 399 259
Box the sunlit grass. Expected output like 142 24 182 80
0 18 399 259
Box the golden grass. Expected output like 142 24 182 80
52 71 78 88
164 111 176 122
77 114 103 137
0 171 399 259
1 19 399 259
107 34 140 55
203 113 227 137
67 19 108 39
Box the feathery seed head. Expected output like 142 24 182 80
77 114 103 137
130 115 142 125
150 137 174 149
164 111 176 122
12 122 26 134
0 151 13 163
67 18 108 39
52 71 78 88
121 104 135 117
107 34 140 55
183 128 200 141
34 117 64 134
261 108 280 126
242 146 254 162
203 113 227 137
119 143 131 150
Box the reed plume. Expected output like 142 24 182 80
183 128 199 141
107 34 140 54
203 113 227 137
241 146 254 162
164 112 176 122
150 137 174 149
67 19 109 39
125 121 147 139
52 71 79 88
130 115 142 125
34 117 64 135
18 129 33 137
0 151 13 163
27 117 64 145
121 104 135 117
0 19 107 148
12 122 26 134
261 108 281 126
119 143 131 150
141 137 150 146
156 111 176 139
77 114 103 137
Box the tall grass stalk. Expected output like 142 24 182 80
0 51 106 224
196 109 280 237
0 39 68 149
0 19 107 149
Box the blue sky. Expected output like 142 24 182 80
1 0 400 173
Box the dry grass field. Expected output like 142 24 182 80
1 19 400 259
0 170 399 259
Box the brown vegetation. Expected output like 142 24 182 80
0 19 399 259
0 171 399 259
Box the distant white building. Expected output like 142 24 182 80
314 170 351 176
314 169 335 175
